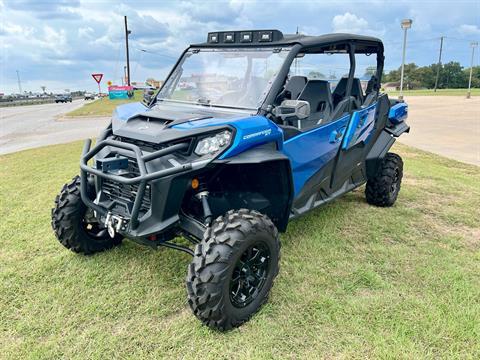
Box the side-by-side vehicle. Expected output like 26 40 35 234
52 30 409 330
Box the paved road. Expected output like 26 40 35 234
0 100 110 155
397 96 479 166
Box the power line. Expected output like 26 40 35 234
444 36 480 43
133 47 177 60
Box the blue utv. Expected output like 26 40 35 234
52 30 409 331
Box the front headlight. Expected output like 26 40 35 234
194 130 232 156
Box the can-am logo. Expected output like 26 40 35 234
243 128 272 140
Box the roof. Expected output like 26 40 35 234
191 30 383 53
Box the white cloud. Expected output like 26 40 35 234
332 12 369 33
458 24 480 36
0 22 35 36
41 26 68 54
78 26 94 39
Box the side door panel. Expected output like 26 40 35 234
331 102 379 190
282 114 349 197
342 103 377 150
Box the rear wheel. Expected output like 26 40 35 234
365 152 403 207
186 209 280 331
51 176 122 255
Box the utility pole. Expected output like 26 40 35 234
399 19 412 100
467 41 478 99
16 70 22 94
433 36 444 92
124 16 131 86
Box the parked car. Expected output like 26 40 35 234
52 29 409 331
55 94 72 103
84 93 95 100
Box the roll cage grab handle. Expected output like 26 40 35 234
80 139 192 229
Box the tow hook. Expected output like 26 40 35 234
104 212 125 238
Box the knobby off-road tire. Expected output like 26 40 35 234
365 152 403 207
51 176 122 255
186 209 280 331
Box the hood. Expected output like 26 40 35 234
112 101 253 144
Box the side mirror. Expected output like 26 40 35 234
274 100 310 121
143 89 155 103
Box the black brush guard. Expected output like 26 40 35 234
80 138 192 230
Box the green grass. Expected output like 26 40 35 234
385 88 480 96
66 91 143 117
1 142 479 359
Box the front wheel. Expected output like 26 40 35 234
51 176 122 255
186 209 280 331
365 152 403 207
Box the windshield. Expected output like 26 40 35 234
157 48 291 110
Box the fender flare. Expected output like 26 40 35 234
213 144 294 232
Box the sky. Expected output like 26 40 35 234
0 0 479 94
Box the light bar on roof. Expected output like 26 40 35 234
208 33 218 43
240 31 252 43
224 32 235 43
206 30 283 44
259 31 273 42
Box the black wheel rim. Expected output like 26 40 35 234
230 242 270 308
390 169 400 194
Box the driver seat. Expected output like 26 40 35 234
276 75 308 103
298 80 333 126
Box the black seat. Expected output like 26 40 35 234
363 75 378 106
276 75 307 103
298 80 333 126
332 77 364 108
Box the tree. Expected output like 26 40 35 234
308 71 325 79
463 66 480 88
363 66 377 78
40 86 46 93
382 62 471 89
439 62 466 88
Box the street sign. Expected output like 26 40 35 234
92 73 103 83
108 85 133 100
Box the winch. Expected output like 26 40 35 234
104 212 126 238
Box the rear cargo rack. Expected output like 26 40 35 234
80 138 199 230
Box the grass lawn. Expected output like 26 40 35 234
66 91 144 117
386 88 480 96
0 142 479 359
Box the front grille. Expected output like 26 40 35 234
113 136 166 153
101 160 151 216
112 136 192 155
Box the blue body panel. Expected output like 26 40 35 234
282 115 350 195
113 101 148 121
342 103 377 150
388 102 408 124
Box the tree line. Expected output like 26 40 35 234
382 62 480 89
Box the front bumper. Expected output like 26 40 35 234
80 138 210 238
